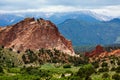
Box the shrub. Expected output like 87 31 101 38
8 68 20 73
77 64 95 78
98 67 109 72
0 66 3 73
101 62 108 67
65 70 73 74
9 48 13 51
70 76 81 80
85 76 92 80
22 50 37 64
25 67 40 75
63 64 71 68
0 45 4 49
116 66 120 73
92 62 99 68
17 50 20 54
61 73 65 77
102 73 110 78
38 70 51 77
111 67 116 71
110 60 115 65
77 67 86 78
112 73 120 80
117 61 120 66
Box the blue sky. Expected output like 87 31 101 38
0 0 120 17
0 0 120 10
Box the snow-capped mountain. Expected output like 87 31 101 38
0 10 116 26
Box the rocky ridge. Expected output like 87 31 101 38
0 18 75 55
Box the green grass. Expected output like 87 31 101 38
40 63 56 69
0 63 118 80
40 63 80 73
0 63 80 80
8 67 21 73
0 74 40 80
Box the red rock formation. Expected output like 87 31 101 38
85 45 120 58
0 18 75 55
85 45 105 57
92 49 120 59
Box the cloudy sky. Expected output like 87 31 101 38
0 0 120 17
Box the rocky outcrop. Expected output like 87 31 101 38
85 45 105 57
85 45 120 58
0 18 75 55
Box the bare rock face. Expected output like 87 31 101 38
0 18 75 55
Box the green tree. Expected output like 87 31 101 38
22 49 37 64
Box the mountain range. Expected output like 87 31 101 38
58 18 120 46
0 11 111 26
0 11 120 46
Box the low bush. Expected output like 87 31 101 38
112 73 120 80
111 67 116 71
101 62 108 67
77 64 95 78
116 66 120 73
8 68 21 73
102 73 110 78
69 76 81 80
98 67 109 72
0 66 3 73
63 64 71 68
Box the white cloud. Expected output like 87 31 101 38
91 5 120 17
38 6 82 12
0 5 83 13
0 5 120 18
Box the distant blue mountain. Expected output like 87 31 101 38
0 14 24 26
58 18 120 46
0 11 119 46
108 18 120 23
48 12 99 24
0 11 101 26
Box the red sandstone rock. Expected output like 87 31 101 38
0 18 75 55
85 45 120 58
85 45 105 57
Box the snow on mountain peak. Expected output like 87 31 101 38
90 12 112 21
